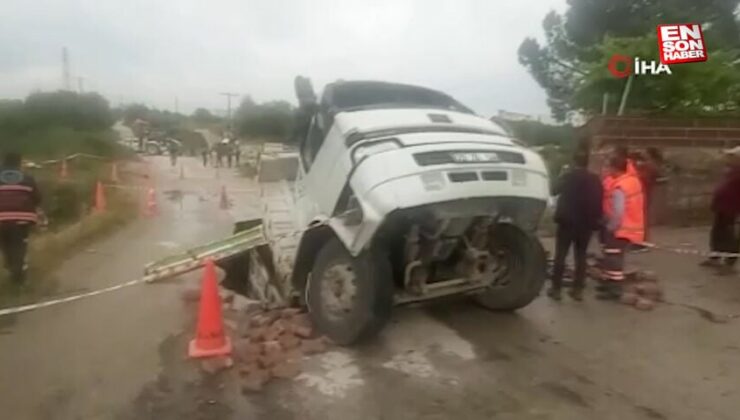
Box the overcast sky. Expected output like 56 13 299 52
0 0 566 117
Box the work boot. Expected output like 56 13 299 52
596 282 622 301
568 288 584 302
546 287 562 301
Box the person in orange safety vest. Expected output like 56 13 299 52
598 154 645 300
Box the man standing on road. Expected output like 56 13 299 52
166 138 180 167
598 155 645 300
0 152 45 285
548 150 603 301
201 146 209 167
233 139 241 166
700 146 740 276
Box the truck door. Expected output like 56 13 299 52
296 115 345 225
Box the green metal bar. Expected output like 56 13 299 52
144 224 266 276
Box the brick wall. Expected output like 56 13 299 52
578 116 740 225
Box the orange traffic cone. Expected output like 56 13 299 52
111 162 120 183
188 259 232 358
219 186 229 210
143 186 158 217
60 159 69 180
93 181 106 213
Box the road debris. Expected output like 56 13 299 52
226 305 332 393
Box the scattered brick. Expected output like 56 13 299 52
620 292 638 306
634 298 656 311
262 340 283 355
258 350 286 369
291 324 313 339
300 338 327 355
281 307 302 318
247 327 267 342
264 321 287 341
271 361 301 379
249 314 270 328
636 282 663 300
234 339 262 364
278 334 301 350
284 348 304 361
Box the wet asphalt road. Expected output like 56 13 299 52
1 155 739 420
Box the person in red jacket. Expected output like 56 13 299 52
700 147 740 276
0 152 44 284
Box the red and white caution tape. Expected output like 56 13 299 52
640 242 740 259
0 276 154 317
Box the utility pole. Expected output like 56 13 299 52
175 96 179 114
77 77 84 94
220 92 239 131
617 75 634 116
62 47 71 91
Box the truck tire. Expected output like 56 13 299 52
306 237 393 345
474 224 546 311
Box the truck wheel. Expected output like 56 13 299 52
306 237 393 345
475 224 546 311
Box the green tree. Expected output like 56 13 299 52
574 35 740 115
192 108 218 124
519 0 740 120
234 98 294 139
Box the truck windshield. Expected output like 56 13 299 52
326 82 474 114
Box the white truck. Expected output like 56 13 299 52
148 78 551 345
233 78 551 345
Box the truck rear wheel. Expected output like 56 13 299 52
475 224 546 311
306 237 393 345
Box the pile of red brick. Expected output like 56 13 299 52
233 307 331 393
619 271 664 311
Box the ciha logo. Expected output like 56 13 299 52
657 24 708 65
608 55 672 78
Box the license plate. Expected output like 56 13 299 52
450 152 500 163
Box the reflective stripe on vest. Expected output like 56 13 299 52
606 174 645 243
0 212 38 223
0 185 33 193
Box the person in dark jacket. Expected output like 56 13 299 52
700 147 740 276
0 152 44 284
548 150 604 301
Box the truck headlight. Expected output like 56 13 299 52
351 139 401 165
